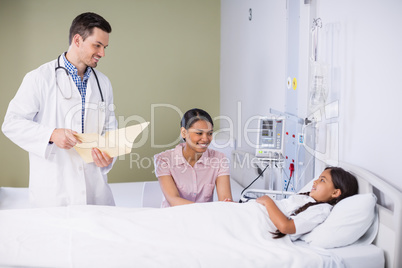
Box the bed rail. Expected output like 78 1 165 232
340 162 402 268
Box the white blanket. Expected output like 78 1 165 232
0 201 325 268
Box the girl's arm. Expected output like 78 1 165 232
158 175 194 206
256 195 296 234
215 175 233 201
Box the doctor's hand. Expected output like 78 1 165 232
91 148 113 168
50 129 81 149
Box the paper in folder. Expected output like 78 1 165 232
73 122 150 163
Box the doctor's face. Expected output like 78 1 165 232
78 27 109 68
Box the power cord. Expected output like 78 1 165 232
239 161 270 203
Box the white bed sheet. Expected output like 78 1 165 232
293 241 384 268
0 202 342 268
0 181 385 268
328 244 384 268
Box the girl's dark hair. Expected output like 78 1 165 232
180 109 213 141
272 166 358 238
69 12 112 45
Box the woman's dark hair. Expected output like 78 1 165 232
272 166 358 238
69 12 112 45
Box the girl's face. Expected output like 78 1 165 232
309 169 341 202
181 120 213 154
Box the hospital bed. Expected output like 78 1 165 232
0 156 401 267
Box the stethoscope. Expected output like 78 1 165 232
55 54 104 103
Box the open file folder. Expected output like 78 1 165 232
73 122 150 163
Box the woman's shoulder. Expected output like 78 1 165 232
154 148 175 160
154 144 182 160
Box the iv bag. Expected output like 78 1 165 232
308 61 328 111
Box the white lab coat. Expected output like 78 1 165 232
2 54 118 207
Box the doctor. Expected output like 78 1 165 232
2 12 118 207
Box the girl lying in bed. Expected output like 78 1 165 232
256 167 358 240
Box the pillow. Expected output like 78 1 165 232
300 193 377 249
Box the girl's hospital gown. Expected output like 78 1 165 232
274 194 332 240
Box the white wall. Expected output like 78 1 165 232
221 0 402 192
220 0 287 150
315 0 402 192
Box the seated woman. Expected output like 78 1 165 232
154 108 233 207
257 166 358 240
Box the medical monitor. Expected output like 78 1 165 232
255 117 285 159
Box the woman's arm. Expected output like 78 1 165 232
215 175 233 201
158 175 194 206
256 195 296 234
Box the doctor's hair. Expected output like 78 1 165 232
69 12 112 45
272 166 358 239
180 108 214 141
